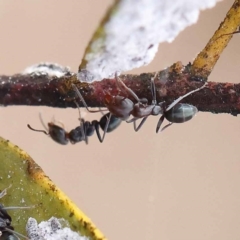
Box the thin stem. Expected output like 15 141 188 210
192 0 240 78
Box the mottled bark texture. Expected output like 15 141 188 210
0 62 239 116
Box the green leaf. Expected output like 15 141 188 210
0 137 106 240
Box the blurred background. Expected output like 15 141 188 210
0 1 240 240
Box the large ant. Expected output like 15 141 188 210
0 186 30 240
73 74 206 141
124 73 207 132
27 103 121 145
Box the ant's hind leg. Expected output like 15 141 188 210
133 116 148 132
94 113 112 143
156 115 173 133
74 100 87 143
156 115 165 133
160 122 173 132
72 84 107 113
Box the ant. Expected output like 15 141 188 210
27 102 122 145
0 186 30 240
125 73 207 132
73 74 206 140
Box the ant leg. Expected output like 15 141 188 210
133 116 148 132
94 113 112 143
4 228 28 240
72 84 108 113
166 82 207 111
126 117 138 123
115 75 141 102
156 115 165 133
74 100 87 144
0 185 12 199
98 107 105 116
83 120 89 145
150 72 158 105
94 122 102 143
160 122 173 132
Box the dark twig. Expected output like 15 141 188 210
0 62 239 116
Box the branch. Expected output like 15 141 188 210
192 0 240 78
0 62 239 116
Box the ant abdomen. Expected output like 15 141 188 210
99 113 121 133
165 103 198 123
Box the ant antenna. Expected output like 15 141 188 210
27 112 51 135
38 112 48 132
27 124 49 135
2 206 33 211
166 82 207 111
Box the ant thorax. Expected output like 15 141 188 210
104 94 134 120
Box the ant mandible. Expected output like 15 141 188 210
27 101 121 145
73 73 206 138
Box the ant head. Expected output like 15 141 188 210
68 125 87 144
48 123 69 145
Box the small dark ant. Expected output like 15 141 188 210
73 74 206 139
27 103 122 145
0 186 30 240
126 73 207 132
